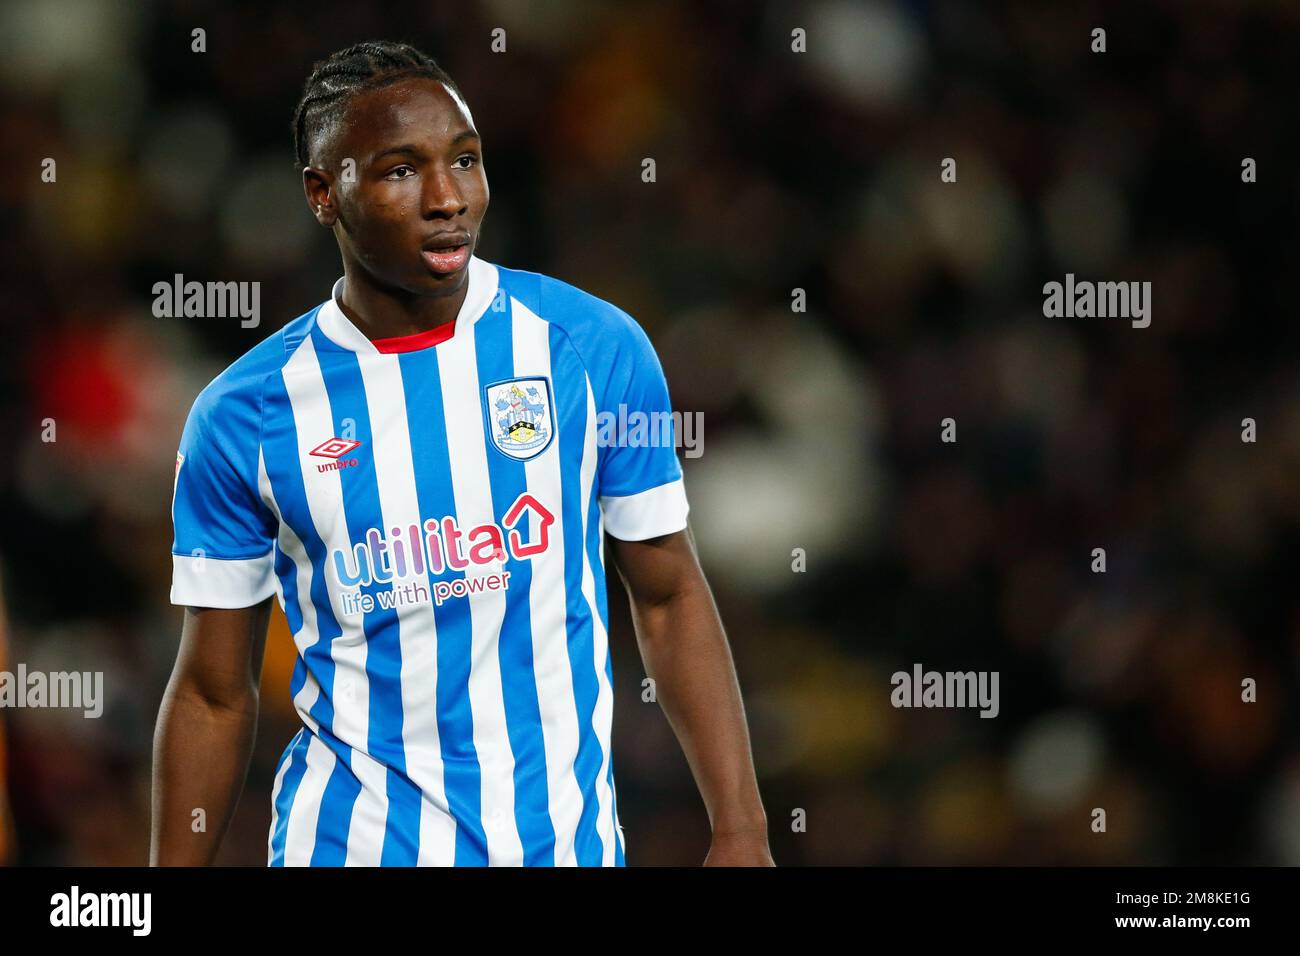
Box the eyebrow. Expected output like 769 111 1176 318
370 130 481 164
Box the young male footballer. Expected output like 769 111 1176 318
151 41 772 867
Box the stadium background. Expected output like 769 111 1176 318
0 0 1298 865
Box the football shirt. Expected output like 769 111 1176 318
170 255 689 865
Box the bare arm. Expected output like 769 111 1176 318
150 598 273 865
608 527 773 865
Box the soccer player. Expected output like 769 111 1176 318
151 41 772 866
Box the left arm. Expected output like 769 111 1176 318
609 527 773 866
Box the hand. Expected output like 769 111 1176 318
703 829 775 866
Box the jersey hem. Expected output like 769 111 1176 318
599 477 690 541
170 551 278 608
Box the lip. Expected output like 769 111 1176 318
421 244 471 276
421 231 472 252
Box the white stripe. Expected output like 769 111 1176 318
282 334 387 866
579 380 619 864
355 351 458 865
436 330 524 865
512 300 585 865
282 733 336 866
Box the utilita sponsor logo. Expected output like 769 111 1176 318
311 437 362 472
331 492 555 588
332 493 556 613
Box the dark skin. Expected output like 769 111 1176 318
151 598 272 865
151 77 771 866
609 529 772 865
304 77 488 338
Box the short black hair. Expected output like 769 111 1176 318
291 40 462 169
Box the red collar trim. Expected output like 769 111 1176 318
369 320 457 353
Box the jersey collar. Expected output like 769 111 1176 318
314 254 499 354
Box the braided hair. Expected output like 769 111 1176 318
291 40 462 169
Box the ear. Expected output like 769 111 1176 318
303 166 338 227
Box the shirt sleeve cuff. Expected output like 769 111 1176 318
170 551 278 608
600 478 689 541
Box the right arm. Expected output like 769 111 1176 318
150 598 273 866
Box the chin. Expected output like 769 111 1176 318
419 267 468 292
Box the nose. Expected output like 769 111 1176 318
422 165 466 219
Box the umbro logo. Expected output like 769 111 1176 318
310 437 362 473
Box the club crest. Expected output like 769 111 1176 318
485 377 554 461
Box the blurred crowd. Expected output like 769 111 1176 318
1 0 1298 865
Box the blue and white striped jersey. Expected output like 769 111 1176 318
169 255 689 866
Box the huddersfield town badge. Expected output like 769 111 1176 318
484 377 554 461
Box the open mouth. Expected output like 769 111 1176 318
421 243 470 275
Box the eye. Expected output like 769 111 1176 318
453 154 479 169
384 165 416 180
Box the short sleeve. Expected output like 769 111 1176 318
595 315 690 541
170 380 278 608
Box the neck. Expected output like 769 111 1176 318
336 265 469 341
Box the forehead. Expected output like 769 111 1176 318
330 76 476 160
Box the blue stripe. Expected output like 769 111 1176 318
548 324 607 865
310 327 419 865
398 348 487 864
311 757 360 865
380 769 422 865
268 729 311 865
474 304 556 864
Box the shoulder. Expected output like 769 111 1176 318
496 264 652 348
183 306 322 437
494 263 661 373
